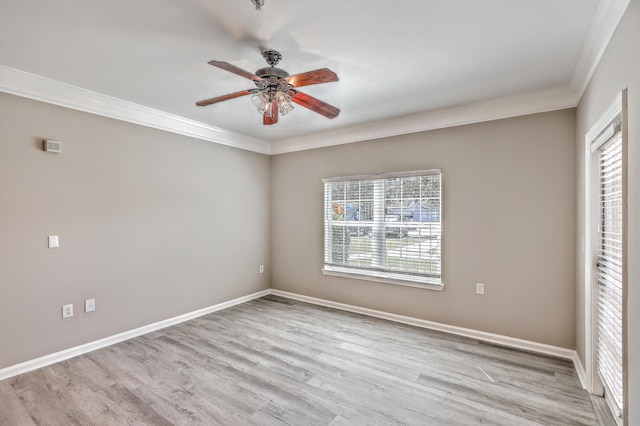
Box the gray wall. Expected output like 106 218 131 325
576 1 639 423
271 109 577 349
0 93 271 369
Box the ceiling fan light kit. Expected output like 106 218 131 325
197 45 340 125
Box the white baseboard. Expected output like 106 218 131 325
0 289 270 381
270 289 579 362
573 351 588 390
1 288 585 384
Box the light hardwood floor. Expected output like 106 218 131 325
0 295 609 425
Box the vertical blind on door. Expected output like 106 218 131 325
596 129 624 415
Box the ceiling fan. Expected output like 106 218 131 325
196 50 340 125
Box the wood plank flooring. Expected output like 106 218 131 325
0 295 606 425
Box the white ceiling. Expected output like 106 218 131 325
0 0 617 152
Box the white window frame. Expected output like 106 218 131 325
322 169 443 291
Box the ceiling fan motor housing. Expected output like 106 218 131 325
255 65 292 93
255 67 289 79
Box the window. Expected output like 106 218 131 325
322 170 442 290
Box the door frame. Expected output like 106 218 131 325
583 89 628 424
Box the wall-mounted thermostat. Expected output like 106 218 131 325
44 139 62 153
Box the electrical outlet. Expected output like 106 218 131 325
85 298 95 313
62 304 73 318
259 265 264 273
476 283 485 295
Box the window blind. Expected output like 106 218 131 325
323 170 441 284
596 130 624 416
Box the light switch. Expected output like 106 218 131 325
48 235 59 248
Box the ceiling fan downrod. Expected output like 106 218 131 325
251 0 265 10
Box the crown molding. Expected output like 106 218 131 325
0 66 270 155
271 86 578 155
571 0 630 101
0 67 577 156
2 0 628 158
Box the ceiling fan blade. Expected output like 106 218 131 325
285 68 339 88
292 91 340 119
196 90 253 107
208 61 262 82
263 100 279 125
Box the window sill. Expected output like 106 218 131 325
322 266 444 291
